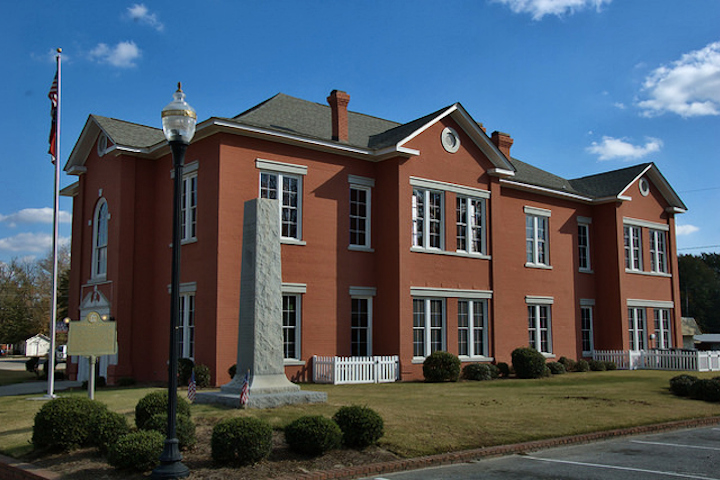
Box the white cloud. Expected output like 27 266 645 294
676 224 700 236
492 0 611 20
0 208 71 228
0 233 69 254
637 41 720 118
127 4 164 32
89 41 141 68
613 102 626 110
586 136 663 161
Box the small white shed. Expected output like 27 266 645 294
24 334 51 357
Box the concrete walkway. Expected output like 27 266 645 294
0 380 82 397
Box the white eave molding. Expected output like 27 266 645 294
500 179 594 203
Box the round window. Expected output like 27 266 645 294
97 133 108 157
639 178 650 197
441 127 460 153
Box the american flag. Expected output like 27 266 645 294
48 71 58 163
187 369 196 403
239 371 249 407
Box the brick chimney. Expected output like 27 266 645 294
491 131 514 158
327 90 350 142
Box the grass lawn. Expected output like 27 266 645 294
0 369 38 387
1 370 719 460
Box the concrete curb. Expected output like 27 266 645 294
2 416 719 480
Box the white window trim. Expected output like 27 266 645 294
525 210 551 268
179 291 196 360
627 299 674 309
349 184 372 249
527 303 553 355
411 287 492 299
624 225 643 272
628 307 647 351
181 171 198 244
412 298 446 361
654 308 673 349
256 158 308 176
412 188 444 251
623 217 669 232
524 206 551 218
457 299 490 359
282 283 307 294
577 220 592 273
410 176 490 199
259 170 304 242
91 198 109 282
351 296 373 356
282 293 302 363
348 175 375 188
580 304 594 356
649 229 668 274
349 286 377 297
456 196 487 255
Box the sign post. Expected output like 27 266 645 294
67 311 117 399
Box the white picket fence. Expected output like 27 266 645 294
593 350 720 372
313 355 400 384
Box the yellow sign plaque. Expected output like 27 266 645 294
67 311 117 356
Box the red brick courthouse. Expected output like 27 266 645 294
62 90 686 385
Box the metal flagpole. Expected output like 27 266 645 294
46 48 62 399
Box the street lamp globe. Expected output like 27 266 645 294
161 83 197 144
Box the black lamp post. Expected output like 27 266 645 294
152 83 196 480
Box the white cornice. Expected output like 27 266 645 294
500 179 593 203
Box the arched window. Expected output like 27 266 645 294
92 199 109 279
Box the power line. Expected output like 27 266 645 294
677 187 720 193
678 245 720 251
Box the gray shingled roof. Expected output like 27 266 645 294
569 163 650 198
91 115 164 148
232 93 400 148
508 157 582 195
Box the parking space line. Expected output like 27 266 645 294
525 456 720 479
632 440 720 451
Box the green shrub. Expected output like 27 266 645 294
689 378 720 402
32 397 108 451
135 391 191 429
90 410 131 454
194 363 212 388
228 363 237 379
333 405 384 449
284 416 342 456
82 376 107 389
547 362 566 375
107 430 164 471
588 359 607 371
496 362 510 377
423 351 461 382
558 356 576 372
25 357 40 374
143 413 197 450
604 361 617 371
669 374 698 397
178 358 195 386
575 359 590 372
511 348 546 379
462 363 499 381
211 417 272 466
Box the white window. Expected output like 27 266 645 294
351 297 372 356
578 222 591 271
654 308 672 349
528 304 552 354
283 294 301 360
260 172 302 241
457 197 486 254
413 298 445 357
525 208 550 267
458 299 488 357
649 229 667 273
624 225 643 271
350 186 371 248
178 292 195 359
581 305 594 354
92 199 109 279
628 307 647 351
181 173 197 242
412 189 443 250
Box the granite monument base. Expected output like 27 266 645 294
194 389 327 409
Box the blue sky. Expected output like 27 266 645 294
1 0 719 263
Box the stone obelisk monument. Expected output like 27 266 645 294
196 198 326 408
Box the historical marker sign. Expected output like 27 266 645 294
67 311 117 356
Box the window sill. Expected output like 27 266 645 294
525 263 552 270
579 268 594 274
348 245 374 253
281 238 307 246
624 269 671 278
411 246 490 260
181 238 197 246
411 357 426 364
87 275 108 285
459 356 495 363
283 359 306 366
541 353 556 359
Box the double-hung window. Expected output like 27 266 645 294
624 225 643 271
628 307 647 351
577 218 591 272
527 296 553 354
458 299 488 357
282 294 301 360
457 197 486 254
654 308 672 349
178 290 195 359
413 298 444 357
181 172 197 242
92 199 109 279
257 159 307 242
412 189 443 250
351 297 372 356
580 302 594 355
649 229 667 273
525 207 551 267
348 176 374 249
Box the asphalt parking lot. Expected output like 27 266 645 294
367 426 720 480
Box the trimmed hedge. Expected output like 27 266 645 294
135 391 191 429
511 347 546 379
462 363 499 381
547 361 566 375
588 359 607 371
669 374 698 397
423 351 461 382
178 358 195 386
32 397 108 451
496 362 510 378
558 356 576 372
333 405 384 449
211 417 272 466
107 430 164 471
689 378 720 402
575 359 590 372
284 416 342 456
90 409 131 454
143 413 197 450
194 364 212 388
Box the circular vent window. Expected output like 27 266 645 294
441 127 460 153
639 178 650 196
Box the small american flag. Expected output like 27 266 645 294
48 71 58 163
239 371 249 407
187 369 196 403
